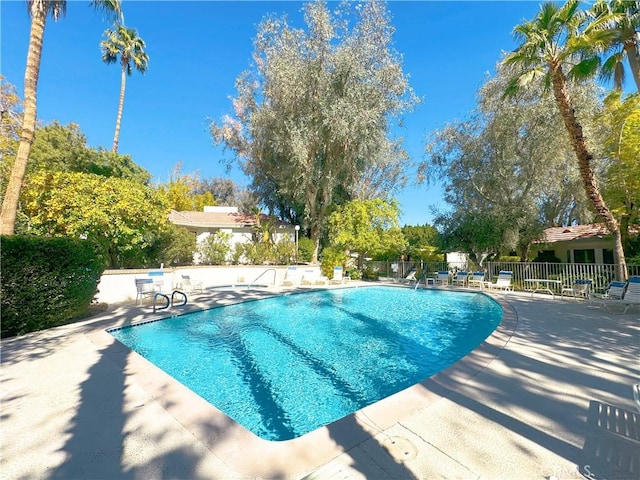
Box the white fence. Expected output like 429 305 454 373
373 260 640 294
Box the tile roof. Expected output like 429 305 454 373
168 210 291 229
169 210 264 228
540 223 640 243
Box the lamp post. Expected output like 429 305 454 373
294 225 300 264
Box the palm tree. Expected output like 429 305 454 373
101 25 148 153
502 0 628 280
0 0 122 236
589 0 640 91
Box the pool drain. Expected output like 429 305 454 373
382 436 418 461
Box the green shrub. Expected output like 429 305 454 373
297 237 315 263
319 246 348 277
198 231 231 265
1 235 105 338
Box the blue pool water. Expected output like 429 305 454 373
110 286 502 441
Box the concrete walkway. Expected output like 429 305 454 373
1 287 638 479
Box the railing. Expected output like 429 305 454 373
152 290 187 313
370 260 639 294
248 268 277 289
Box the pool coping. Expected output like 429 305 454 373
83 284 517 479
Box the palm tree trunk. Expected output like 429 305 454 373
0 9 47 235
550 65 628 280
112 63 127 152
623 39 640 92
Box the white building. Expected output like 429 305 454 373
168 206 295 264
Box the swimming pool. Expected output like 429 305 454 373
110 286 502 441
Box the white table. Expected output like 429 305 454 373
524 279 562 299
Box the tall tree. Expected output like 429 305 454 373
101 24 148 153
503 0 628 280
211 1 418 262
0 0 122 236
422 62 604 260
589 0 640 91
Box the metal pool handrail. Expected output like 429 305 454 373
248 268 277 289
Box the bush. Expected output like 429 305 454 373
297 237 315 263
1 235 105 338
198 231 231 265
319 246 348 277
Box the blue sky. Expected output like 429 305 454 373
3 0 544 225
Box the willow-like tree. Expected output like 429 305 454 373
210 0 418 262
0 0 122 236
503 0 628 280
422 62 605 261
101 24 148 153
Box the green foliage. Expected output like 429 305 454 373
27 121 151 183
362 265 380 281
211 1 418 261
319 246 349 278
198 231 232 265
157 164 217 211
327 199 406 268
297 236 315 263
150 224 196 267
21 171 169 268
272 237 295 265
600 92 640 228
1 235 105 338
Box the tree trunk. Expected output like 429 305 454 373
623 38 640 92
112 62 127 152
549 65 628 280
0 10 47 235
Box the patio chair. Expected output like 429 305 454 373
488 271 513 291
435 271 450 286
589 280 627 309
591 277 639 314
468 272 485 289
561 279 592 300
453 271 468 287
135 278 155 305
181 274 203 293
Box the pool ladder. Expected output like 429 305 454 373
248 268 277 289
153 290 188 313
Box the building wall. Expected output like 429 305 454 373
545 238 613 264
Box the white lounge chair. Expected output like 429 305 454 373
301 267 328 286
135 278 155 305
435 271 449 286
330 266 348 284
282 266 300 286
401 270 417 285
453 271 468 287
591 277 640 314
468 272 485 289
181 274 203 293
488 271 513 291
561 278 592 300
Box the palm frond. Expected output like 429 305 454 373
568 56 601 81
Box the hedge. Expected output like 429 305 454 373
1 235 105 338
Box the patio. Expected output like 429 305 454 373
1 288 638 479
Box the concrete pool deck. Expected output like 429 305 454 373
1 284 639 480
